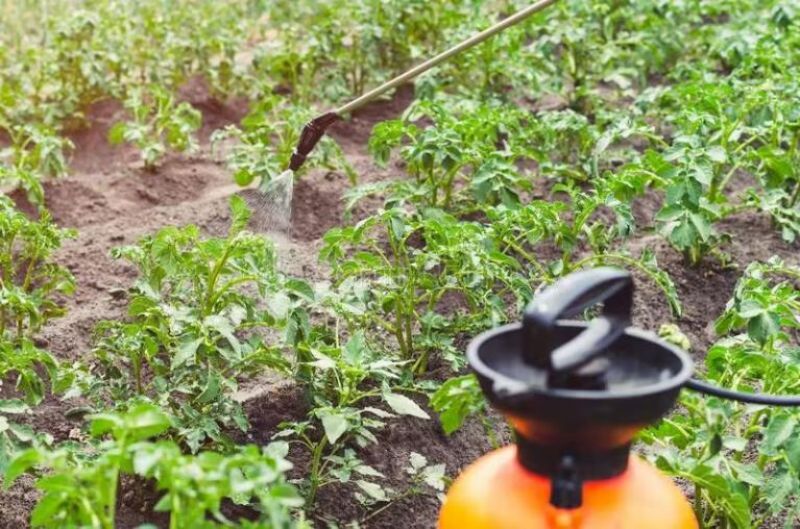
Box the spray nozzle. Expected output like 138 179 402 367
288 112 341 172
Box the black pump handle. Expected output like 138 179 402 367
523 268 633 373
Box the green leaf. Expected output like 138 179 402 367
670 220 696 250
267 483 304 508
747 313 781 345
787 437 800 471
655 205 684 222
133 447 165 476
320 411 349 444
196 371 222 405
343 332 367 366
681 465 750 529
761 414 797 456
108 122 127 145
763 471 796 514
205 315 241 357
728 460 764 487
30 492 65 526
384 393 429 420
173 337 202 368
89 413 123 438
4 448 42 487
0 400 29 415
409 452 427 472
229 195 252 234
355 464 384 478
285 278 315 300
355 480 388 501
126 406 172 442
422 463 447 491
8 423 34 443
707 145 727 164
689 212 712 242
268 292 291 320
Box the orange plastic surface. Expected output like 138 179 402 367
439 446 698 529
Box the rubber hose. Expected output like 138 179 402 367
686 378 800 406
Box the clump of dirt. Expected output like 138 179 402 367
177 75 250 143
67 99 137 174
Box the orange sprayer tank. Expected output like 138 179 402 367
440 448 697 529
439 269 699 529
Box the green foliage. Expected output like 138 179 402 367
367 99 531 212
1 0 258 190
0 124 72 207
4 0 800 526
486 181 682 316
263 0 484 102
276 331 431 510
212 97 353 189
80 197 313 452
109 85 202 169
654 138 729 266
5 404 305 529
715 257 800 348
645 258 800 529
321 207 528 374
430 374 486 436
0 196 74 471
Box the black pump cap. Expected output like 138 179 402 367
522 268 633 388
467 267 693 446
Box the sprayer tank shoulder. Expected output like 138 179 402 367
438 446 698 529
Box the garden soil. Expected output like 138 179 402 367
1 82 796 528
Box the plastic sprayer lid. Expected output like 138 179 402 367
468 268 693 449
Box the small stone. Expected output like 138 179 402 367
109 288 127 300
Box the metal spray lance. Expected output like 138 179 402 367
279 0 562 180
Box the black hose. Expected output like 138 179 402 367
686 378 800 406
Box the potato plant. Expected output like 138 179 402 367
0 196 75 471
644 258 800 529
1 0 255 187
276 331 433 511
5 404 306 529
212 97 354 189
0 124 72 207
367 99 532 212
76 197 314 452
109 86 202 170
321 207 529 374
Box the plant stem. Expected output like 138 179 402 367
107 465 119 529
482 416 500 449
443 167 459 209
505 240 547 278
694 483 704 527
712 162 741 202
411 350 429 375
203 244 234 315
306 436 328 509
207 275 258 308
362 489 415 523
170 494 180 529
789 180 800 207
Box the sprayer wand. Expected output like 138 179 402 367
287 0 562 173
